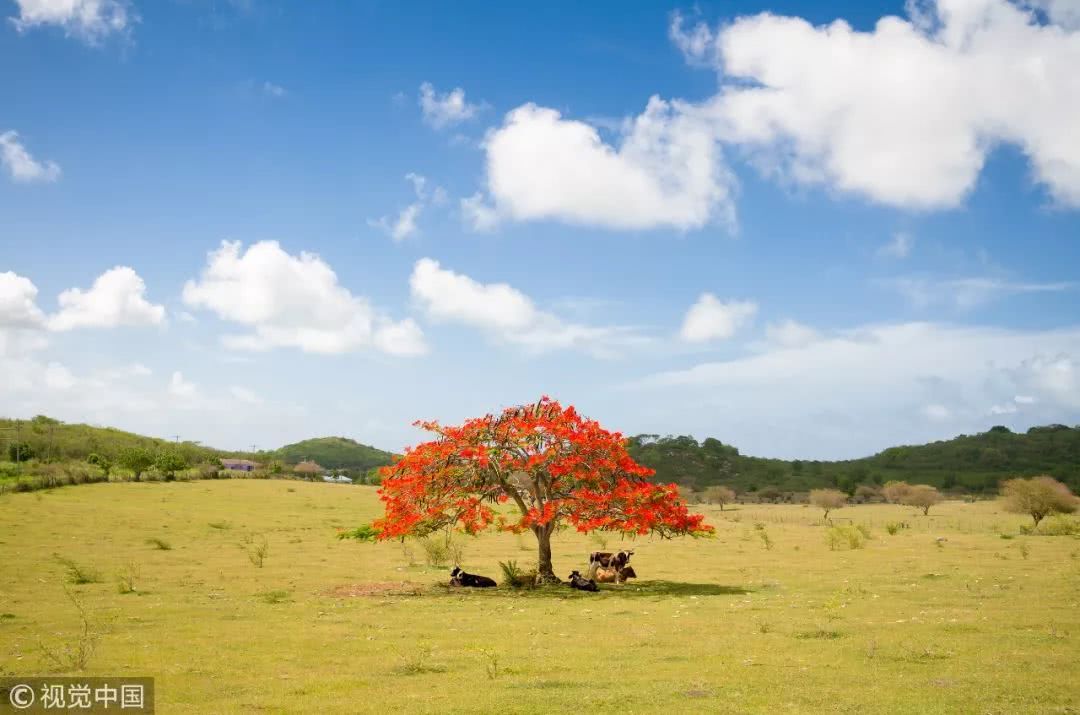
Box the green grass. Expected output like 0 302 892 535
2 482 1079 713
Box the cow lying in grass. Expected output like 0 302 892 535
592 564 637 584
568 570 599 592
449 566 496 588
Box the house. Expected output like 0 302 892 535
221 459 259 472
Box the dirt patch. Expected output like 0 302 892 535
325 582 424 598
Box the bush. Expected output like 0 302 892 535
903 484 943 515
854 485 880 503
703 485 737 510
7 441 34 462
826 525 867 550
498 560 537 588
419 537 451 567
1000 476 1078 526
882 481 913 504
885 521 909 535
810 489 847 519
55 556 101 585
337 524 380 542
1034 515 1080 536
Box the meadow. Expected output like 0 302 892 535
1 481 1079 713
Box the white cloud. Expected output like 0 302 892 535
418 82 480 129
764 319 820 348
460 192 500 232
262 81 287 98
409 258 646 356
168 371 197 399
472 99 735 231
922 403 952 421
182 240 426 356
679 293 757 342
637 321 1080 457
48 266 166 331
698 0 1080 208
0 131 61 183
369 173 445 241
0 271 47 328
884 275 1074 309
878 232 914 259
229 385 262 405
9 0 132 43
989 402 1018 415
669 10 717 66
1014 394 1036 404
44 361 77 390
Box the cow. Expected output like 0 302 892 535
449 566 496 588
588 550 634 580
567 570 599 592
593 564 637 584
588 550 634 570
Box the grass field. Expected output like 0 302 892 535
1 481 1079 713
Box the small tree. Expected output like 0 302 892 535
882 480 913 504
154 450 188 480
809 488 847 520
1000 476 1078 526
758 485 782 503
703 485 736 510
374 397 713 583
853 484 880 503
7 441 34 462
86 453 112 477
117 447 154 481
902 484 942 515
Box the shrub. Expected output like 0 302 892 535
1000 476 1078 526
903 485 943 515
155 450 188 480
86 453 111 477
243 534 269 567
498 560 537 588
116 563 139 594
703 485 737 510
55 556 101 585
7 441 34 462
146 537 172 550
754 523 774 550
117 447 154 481
854 485 880 503
826 525 867 550
885 521 909 535
882 481 913 504
337 524 380 542
1034 515 1080 536
419 536 450 567
810 489 847 520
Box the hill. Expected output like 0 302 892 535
627 424 1080 495
0 415 227 465
265 436 395 472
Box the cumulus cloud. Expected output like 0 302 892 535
0 131 61 183
168 371 197 399
669 10 718 66
637 321 1080 458
0 271 47 328
692 0 1080 208
418 82 481 129
409 258 646 357
679 293 757 342
262 81 287 98
471 99 735 231
9 0 132 43
182 240 426 356
48 267 165 331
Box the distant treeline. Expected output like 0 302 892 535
627 424 1080 495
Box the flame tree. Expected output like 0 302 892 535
374 397 712 583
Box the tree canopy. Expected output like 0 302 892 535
374 397 712 582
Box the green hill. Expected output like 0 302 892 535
265 437 395 472
628 424 1080 495
0 415 227 465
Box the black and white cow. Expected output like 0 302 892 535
588 550 634 570
449 566 496 588
567 570 599 592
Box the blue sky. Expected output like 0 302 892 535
2 0 1078 459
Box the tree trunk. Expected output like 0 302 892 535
534 525 560 585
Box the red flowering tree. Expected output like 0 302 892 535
374 397 712 583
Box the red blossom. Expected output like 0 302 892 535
373 397 712 541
